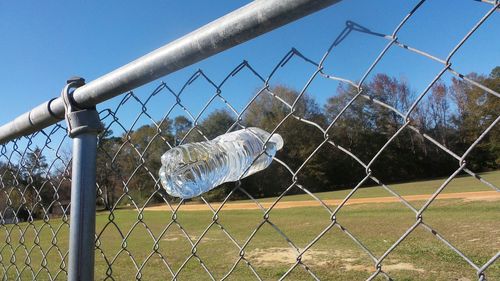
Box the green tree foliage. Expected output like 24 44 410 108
122 120 174 203
325 74 422 184
89 67 498 204
450 69 500 170
95 119 176 207
173 116 192 144
96 130 124 209
491 66 500 79
22 147 49 219
0 161 21 219
199 110 236 140
242 86 330 196
2 148 72 220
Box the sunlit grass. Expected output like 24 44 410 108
1 171 498 280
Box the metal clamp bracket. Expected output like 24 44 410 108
61 77 104 138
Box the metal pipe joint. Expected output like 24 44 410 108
61 77 103 138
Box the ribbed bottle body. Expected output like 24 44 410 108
159 127 283 198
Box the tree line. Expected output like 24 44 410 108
95 66 498 206
1 67 498 214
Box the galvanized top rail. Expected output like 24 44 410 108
0 0 341 144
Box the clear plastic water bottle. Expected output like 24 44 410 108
159 127 283 198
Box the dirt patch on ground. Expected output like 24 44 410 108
162 234 219 242
145 191 499 212
343 264 372 271
343 262 424 273
462 192 500 202
245 247 333 266
383 262 424 272
245 247 425 273
162 236 179 242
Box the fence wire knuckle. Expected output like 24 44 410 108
1 0 499 280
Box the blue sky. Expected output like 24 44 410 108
0 0 499 131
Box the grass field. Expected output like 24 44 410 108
233 170 500 203
1 172 498 280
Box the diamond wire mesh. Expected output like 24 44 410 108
0 124 72 280
0 0 499 280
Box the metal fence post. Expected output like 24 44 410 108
62 77 103 281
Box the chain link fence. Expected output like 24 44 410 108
1 0 499 280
